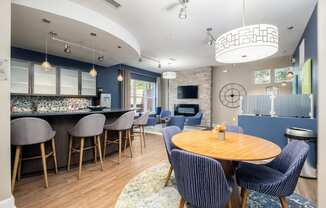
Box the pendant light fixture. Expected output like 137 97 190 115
41 38 52 71
215 0 279 64
117 65 124 82
89 33 97 77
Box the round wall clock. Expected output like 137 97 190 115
219 83 247 109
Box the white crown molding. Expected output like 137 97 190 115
12 0 141 56
0 195 16 208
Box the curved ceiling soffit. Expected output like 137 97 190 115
12 0 141 57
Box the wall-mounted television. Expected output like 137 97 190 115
177 85 198 99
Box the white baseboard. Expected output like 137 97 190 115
0 195 15 208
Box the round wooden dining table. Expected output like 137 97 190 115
172 130 281 208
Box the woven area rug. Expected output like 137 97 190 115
115 163 316 208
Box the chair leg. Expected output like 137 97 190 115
139 126 143 154
179 197 185 208
97 136 104 171
124 130 127 154
241 188 249 208
103 130 107 160
93 136 97 164
40 143 49 188
142 125 146 148
279 197 288 208
164 165 173 187
17 150 22 182
78 138 85 179
227 200 232 208
128 129 133 158
118 131 122 164
11 146 22 193
51 138 58 174
67 135 73 171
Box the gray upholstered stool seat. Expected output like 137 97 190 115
132 112 150 154
11 117 58 192
67 114 106 179
103 111 135 163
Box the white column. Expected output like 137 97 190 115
0 0 15 208
318 1 326 207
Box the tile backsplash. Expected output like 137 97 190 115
11 96 92 112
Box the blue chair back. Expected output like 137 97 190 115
267 140 309 195
167 116 185 130
162 126 181 163
226 124 244 133
171 149 232 208
195 112 203 119
156 107 162 115
160 110 171 119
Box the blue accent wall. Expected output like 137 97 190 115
11 47 161 108
238 115 317 167
292 5 317 115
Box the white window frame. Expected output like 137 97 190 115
130 79 156 113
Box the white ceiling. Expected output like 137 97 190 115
12 0 317 73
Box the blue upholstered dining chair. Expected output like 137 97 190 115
166 116 186 130
184 112 203 126
236 140 309 208
226 124 244 133
171 149 233 208
162 126 181 186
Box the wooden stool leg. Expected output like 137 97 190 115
93 136 97 164
179 197 185 208
40 143 49 188
78 138 85 179
142 125 146 148
51 138 58 174
280 197 288 208
67 135 73 171
17 149 22 181
124 130 127 154
128 129 133 158
241 188 249 208
139 127 143 154
118 131 122 164
164 165 173 187
11 146 22 193
97 136 104 171
103 130 107 160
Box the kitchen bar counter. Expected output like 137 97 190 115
11 108 130 118
11 108 132 175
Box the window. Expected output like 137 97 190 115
255 69 271 84
130 79 156 113
274 67 292 83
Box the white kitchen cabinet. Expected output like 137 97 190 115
11 60 30 94
81 71 96 96
60 68 79 95
33 64 57 95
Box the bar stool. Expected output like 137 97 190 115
11 117 58 192
103 111 135 163
133 112 150 153
67 114 105 179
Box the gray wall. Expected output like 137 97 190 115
0 0 13 206
212 56 292 125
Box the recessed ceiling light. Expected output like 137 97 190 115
64 44 71 54
281 82 287 87
288 26 294 30
118 45 122 49
98 56 104 62
90 32 97 37
42 18 51 24
222 69 228 73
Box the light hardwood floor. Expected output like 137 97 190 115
14 133 317 208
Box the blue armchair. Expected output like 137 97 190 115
162 126 181 186
160 110 171 123
166 116 185 130
184 112 203 126
236 140 309 208
171 149 233 208
226 124 244 133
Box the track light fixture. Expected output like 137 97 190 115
179 4 187 19
158 63 162 69
97 56 104 62
64 43 71 54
